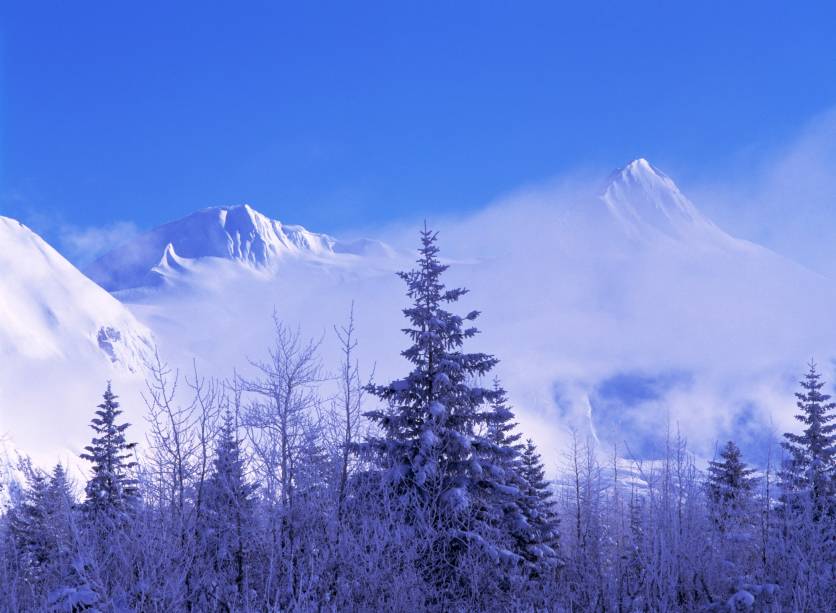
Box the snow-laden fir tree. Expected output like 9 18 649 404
8 465 52 586
359 226 517 597
361 226 501 508
8 461 77 598
706 440 758 529
780 362 836 520
484 379 523 463
480 383 561 574
80 382 139 517
201 409 257 608
517 438 561 567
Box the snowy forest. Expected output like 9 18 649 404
1 229 834 613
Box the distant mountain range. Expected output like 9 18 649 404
2 159 830 468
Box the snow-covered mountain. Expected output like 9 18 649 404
6 159 834 470
602 159 728 243
0 217 153 368
85 204 394 292
0 217 156 469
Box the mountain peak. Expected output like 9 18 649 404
85 204 392 292
601 159 721 242
608 158 675 192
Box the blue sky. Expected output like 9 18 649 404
2 1 836 259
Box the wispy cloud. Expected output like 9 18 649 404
57 221 141 266
690 107 836 276
0 192 141 267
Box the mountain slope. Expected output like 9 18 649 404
0 217 153 368
0 217 156 468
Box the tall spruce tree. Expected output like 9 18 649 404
359 226 514 598
780 362 836 519
361 227 501 510
706 440 758 529
80 382 139 517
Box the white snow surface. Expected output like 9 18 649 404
0 217 153 366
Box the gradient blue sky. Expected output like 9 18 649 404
2 1 836 256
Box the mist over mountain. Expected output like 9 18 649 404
2 159 831 468
84 203 395 293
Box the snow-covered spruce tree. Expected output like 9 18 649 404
7 461 79 606
768 362 836 610
706 440 758 530
780 362 836 520
358 226 518 604
199 409 257 610
483 379 523 467
703 440 762 607
517 438 561 568
8 463 53 591
80 382 139 518
479 381 528 558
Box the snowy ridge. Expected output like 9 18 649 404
0 216 154 370
85 204 393 291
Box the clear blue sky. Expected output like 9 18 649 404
2 1 835 244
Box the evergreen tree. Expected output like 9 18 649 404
359 226 510 599
517 439 561 565
483 379 524 464
8 465 52 586
202 409 257 608
706 440 758 529
80 382 139 517
480 383 561 575
8 462 78 598
361 227 501 509
780 362 836 519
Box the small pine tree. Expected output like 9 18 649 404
8 461 77 597
780 362 836 519
80 382 139 517
202 409 257 607
479 382 554 574
8 464 52 586
706 440 758 530
484 379 524 465
517 439 561 566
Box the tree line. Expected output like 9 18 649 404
1 228 834 611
